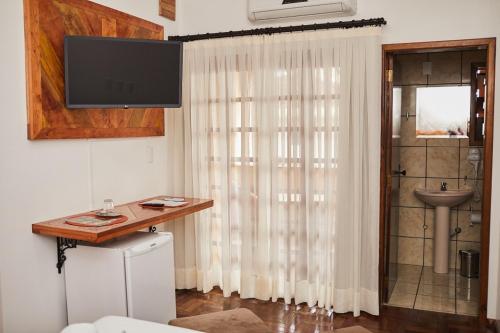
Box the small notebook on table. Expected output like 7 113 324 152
140 198 189 208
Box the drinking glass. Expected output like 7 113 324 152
103 199 115 213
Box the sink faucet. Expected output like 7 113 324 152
440 181 448 191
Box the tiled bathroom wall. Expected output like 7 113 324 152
392 50 487 270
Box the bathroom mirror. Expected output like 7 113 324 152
416 86 471 138
393 87 402 139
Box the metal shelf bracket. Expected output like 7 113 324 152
56 237 77 274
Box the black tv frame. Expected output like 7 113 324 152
64 35 183 109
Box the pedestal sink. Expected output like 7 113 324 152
414 189 473 274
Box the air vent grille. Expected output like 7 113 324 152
254 3 345 21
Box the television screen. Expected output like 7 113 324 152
64 36 182 109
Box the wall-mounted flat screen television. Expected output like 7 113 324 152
64 36 182 109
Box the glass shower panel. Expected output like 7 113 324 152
387 87 402 300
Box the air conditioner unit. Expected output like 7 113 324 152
248 0 357 22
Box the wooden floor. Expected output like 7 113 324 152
176 288 498 333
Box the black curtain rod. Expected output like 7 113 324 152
169 17 387 43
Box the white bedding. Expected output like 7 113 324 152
61 316 202 333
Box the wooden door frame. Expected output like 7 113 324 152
379 38 496 325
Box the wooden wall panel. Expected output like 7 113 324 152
159 0 175 21
24 0 165 140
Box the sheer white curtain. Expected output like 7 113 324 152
165 27 381 316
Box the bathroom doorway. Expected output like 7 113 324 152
379 39 496 324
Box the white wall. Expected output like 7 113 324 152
177 0 500 319
1 1 499 331
0 0 178 332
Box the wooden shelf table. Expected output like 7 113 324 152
32 196 213 273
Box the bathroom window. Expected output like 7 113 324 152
416 86 471 138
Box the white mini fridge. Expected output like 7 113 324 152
65 232 176 324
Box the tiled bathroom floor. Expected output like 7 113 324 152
386 264 479 316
